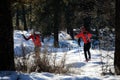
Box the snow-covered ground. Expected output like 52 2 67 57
0 30 119 80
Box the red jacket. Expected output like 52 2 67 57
23 34 41 47
75 31 92 44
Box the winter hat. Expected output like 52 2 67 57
80 26 86 32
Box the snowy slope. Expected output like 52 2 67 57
0 30 119 80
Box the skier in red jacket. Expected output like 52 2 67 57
75 26 92 62
22 30 41 58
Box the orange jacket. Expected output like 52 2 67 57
75 31 92 44
23 34 41 47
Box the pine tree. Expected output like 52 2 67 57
0 0 15 71
53 0 60 47
114 0 120 75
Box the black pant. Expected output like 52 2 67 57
84 42 91 60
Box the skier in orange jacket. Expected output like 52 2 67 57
22 30 41 58
75 26 92 62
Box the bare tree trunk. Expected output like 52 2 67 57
16 5 20 30
29 2 32 29
53 0 60 47
114 0 120 75
83 15 91 32
22 4 27 30
0 0 15 71
65 4 74 40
